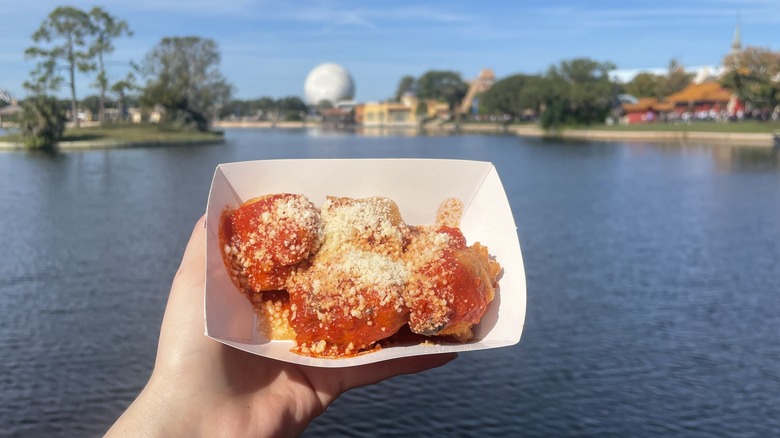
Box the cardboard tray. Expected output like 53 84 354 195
204 158 525 367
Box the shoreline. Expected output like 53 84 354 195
0 136 224 151
215 120 778 147
2 122 775 150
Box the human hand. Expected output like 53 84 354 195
107 215 456 437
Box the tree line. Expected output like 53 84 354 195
25 6 132 128
467 51 779 127
480 58 618 128
392 61 618 129
218 96 309 121
722 47 780 116
394 71 469 111
393 51 779 129
18 5 779 150
20 6 233 149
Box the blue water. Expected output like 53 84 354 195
1 128 779 437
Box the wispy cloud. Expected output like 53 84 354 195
263 3 478 29
17 0 480 25
282 7 377 28
534 3 780 28
96 0 262 17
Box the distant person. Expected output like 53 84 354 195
106 216 455 437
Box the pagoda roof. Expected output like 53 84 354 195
665 82 733 104
622 98 674 113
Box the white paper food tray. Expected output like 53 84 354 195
205 158 525 368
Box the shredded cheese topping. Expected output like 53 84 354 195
220 195 500 358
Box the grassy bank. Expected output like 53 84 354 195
448 120 777 146
456 120 780 133
578 121 780 133
1 123 224 146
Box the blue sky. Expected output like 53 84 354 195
1 0 778 102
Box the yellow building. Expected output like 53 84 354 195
360 94 448 127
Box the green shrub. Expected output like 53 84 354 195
284 111 303 121
163 108 209 132
540 99 564 130
20 96 66 150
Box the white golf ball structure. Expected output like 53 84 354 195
304 63 355 106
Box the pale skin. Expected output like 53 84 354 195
106 216 456 437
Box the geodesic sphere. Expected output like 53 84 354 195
304 63 355 106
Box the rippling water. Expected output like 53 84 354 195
1 129 779 437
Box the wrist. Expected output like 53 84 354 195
105 373 182 437
108 370 316 437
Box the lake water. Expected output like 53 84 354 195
1 128 779 437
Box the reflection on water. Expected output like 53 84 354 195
1 130 779 437
718 145 780 171
309 125 456 138
354 126 424 137
622 140 780 171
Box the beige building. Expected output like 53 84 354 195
360 94 449 127
129 105 165 124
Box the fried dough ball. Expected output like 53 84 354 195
247 290 296 340
220 194 502 357
287 251 409 356
227 193 322 291
286 196 410 356
403 226 500 342
318 196 408 257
